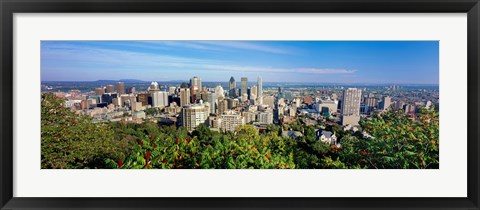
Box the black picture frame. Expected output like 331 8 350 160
1 0 479 209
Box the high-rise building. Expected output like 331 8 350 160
190 76 202 94
137 93 150 106
250 85 257 100
116 82 125 95
215 85 224 98
380 96 392 111
126 87 136 94
217 99 228 115
179 88 191 106
168 86 177 95
218 111 245 132
106 85 115 93
148 82 160 92
229 76 236 97
341 88 362 126
257 77 263 105
241 77 248 96
257 112 273 124
152 91 169 107
95 87 105 96
181 104 208 132
207 92 217 114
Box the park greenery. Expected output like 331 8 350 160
41 93 439 169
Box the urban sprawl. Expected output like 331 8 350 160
42 76 439 147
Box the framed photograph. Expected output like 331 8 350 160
1 0 479 209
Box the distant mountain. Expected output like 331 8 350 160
95 79 146 83
119 79 146 83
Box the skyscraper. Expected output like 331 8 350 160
341 88 362 126
257 77 263 105
190 76 202 93
151 91 169 107
95 87 105 96
229 76 236 97
215 85 225 99
148 82 160 92
179 88 191 106
137 93 150 106
250 85 257 100
106 85 115 93
207 92 217 114
116 82 125 95
241 77 248 96
380 96 392 111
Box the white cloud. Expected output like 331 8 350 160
41 42 357 80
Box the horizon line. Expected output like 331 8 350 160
41 80 439 86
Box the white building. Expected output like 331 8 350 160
181 104 208 132
151 91 169 107
257 112 273 124
218 111 245 133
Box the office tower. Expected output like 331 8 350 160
227 98 239 109
95 87 105 96
152 91 169 107
101 93 113 104
181 104 208 132
137 93 150 106
116 82 125 95
229 76 236 97
207 92 217 114
168 86 177 95
149 82 160 92
240 77 248 96
179 88 191 106
218 112 245 133
217 99 228 115
190 76 202 94
250 85 257 100
106 85 115 93
257 77 263 105
190 87 196 104
380 96 392 111
215 85 224 98
126 87 136 94
341 88 362 126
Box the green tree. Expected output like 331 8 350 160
41 93 133 169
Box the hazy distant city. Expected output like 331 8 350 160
41 41 439 169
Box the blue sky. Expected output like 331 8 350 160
41 41 439 84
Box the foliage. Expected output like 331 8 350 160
41 93 134 169
42 92 439 169
338 108 439 169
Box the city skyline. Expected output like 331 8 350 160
41 41 439 84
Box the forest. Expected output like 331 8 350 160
41 93 439 169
